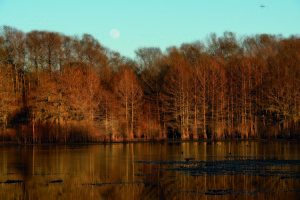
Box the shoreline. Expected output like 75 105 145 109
1 138 299 146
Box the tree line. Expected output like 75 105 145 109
0 26 300 143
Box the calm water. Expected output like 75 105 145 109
0 141 299 199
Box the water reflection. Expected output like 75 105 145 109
0 141 299 199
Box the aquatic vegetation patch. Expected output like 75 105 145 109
134 173 157 177
83 181 163 186
135 159 300 177
49 179 63 183
167 189 273 195
3 179 23 184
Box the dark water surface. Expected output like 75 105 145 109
0 141 300 199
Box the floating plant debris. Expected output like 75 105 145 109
4 179 23 184
49 179 63 183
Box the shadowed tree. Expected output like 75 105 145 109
114 64 143 139
180 43 208 139
161 47 194 139
96 87 120 140
135 47 163 70
26 31 43 74
1 26 26 94
137 47 165 137
42 32 62 75
0 66 22 128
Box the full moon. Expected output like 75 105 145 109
109 29 120 39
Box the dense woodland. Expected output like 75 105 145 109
0 26 300 143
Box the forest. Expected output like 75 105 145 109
0 26 300 143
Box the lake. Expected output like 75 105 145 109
0 141 300 199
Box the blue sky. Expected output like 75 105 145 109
0 0 299 59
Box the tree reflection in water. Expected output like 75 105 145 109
0 141 299 199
